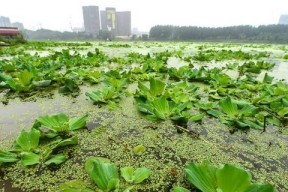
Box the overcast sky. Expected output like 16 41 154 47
1 0 288 32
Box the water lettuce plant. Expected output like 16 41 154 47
185 161 274 192
120 166 150 184
137 96 190 121
136 78 166 100
207 97 263 129
0 113 87 167
85 157 120 192
34 113 88 136
86 87 121 104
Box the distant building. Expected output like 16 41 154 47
106 7 117 36
82 6 100 35
116 11 131 36
84 5 131 38
11 22 24 30
0 16 11 27
100 11 108 31
279 15 288 25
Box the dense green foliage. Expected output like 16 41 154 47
149 25 288 43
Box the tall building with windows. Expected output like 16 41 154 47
116 11 131 36
106 7 117 36
100 10 107 31
82 6 100 35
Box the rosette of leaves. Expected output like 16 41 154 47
238 61 275 75
85 157 120 192
166 81 200 103
135 78 166 100
120 166 150 184
253 82 288 124
184 161 274 192
34 113 88 137
207 97 263 130
0 70 34 92
0 128 78 166
86 86 121 104
168 66 193 81
104 77 127 92
137 96 190 121
58 78 79 94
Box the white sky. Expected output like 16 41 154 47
1 0 288 32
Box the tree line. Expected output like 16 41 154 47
149 25 288 43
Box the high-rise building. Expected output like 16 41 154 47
100 11 107 31
278 15 288 25
106 7 117 36
116 11 131 36
82 6 100 35
0 16 11 27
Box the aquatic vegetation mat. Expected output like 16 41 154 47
0 41 287 191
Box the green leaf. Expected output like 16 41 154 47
189 113 205 122
121 167 150 184
121 167 134 183
133 145 146 155
245 183 274 192
53 136 78 149
172 186 190 192
133 167 150 184
86 87 120 104
278 107 288 117
69 114 88 131
149 78 166 96
219 97 238 117
36 113 69 133
207 109 223 118
151 96 170 120
17 70 34 86
216 164 251 192
58 180 94 192
107 178 120 191
85 157 119 191
185 161 217 192
16 128 40 151
20 152 40 166
45 154 67 165
0 150 18 163
262 73 274 84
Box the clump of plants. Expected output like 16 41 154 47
58 157 151 192
0 113 88 166
175 161 274 192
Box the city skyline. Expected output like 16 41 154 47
1 0 288 32
82 6 131 37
